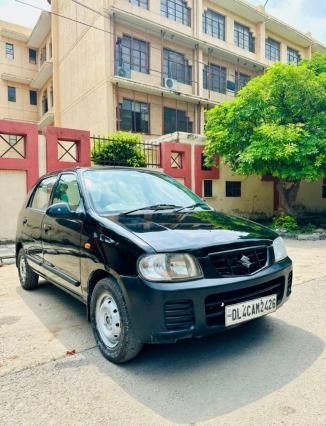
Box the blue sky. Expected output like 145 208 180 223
0 0 325 43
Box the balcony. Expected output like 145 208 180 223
1 73 32 86
30 61 53 90
28 12 51 48
38 111 54 129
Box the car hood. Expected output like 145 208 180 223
108 210 277 252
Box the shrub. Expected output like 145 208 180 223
272 214 299 233
92 132 146 167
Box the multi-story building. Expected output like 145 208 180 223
0 12 53 128
51 0 325 136
1 0 325 218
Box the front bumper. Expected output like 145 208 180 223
121 258 293 344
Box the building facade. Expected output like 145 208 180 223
51 0 325 136
1 0 326 219
0 13 53 129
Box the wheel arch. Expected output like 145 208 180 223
86 269 129 321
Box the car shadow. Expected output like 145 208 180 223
18 280 324 423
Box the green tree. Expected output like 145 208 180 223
92 131 146 167
204 56 326 216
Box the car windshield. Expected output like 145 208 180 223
83 169 211 214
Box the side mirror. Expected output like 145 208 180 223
46 203 75 218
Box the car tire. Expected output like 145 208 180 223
90 278 143 363
17 249 39 290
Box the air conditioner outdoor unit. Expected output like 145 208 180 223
163 77 177 90
117 64 131 79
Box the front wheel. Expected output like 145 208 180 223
17 249 39 290
90 278 143 363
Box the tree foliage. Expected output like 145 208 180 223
92 131 146 167
204 55 326 215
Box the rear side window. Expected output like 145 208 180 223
29 176 57 211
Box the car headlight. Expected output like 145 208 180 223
138 253 203 282
273 237 288 262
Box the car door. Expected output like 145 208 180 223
19 175 58 274
41 173 84 294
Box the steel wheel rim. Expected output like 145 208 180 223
96 292 121 348
19 255 27 283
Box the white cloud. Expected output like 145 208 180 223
0 0 50 28
246 0 326 43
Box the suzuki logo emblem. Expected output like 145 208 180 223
239 255 252 269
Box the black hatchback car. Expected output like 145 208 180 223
16 167 292 363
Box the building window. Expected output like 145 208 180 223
50 83 54 108
5 43 14 60
234 22 255 53
42 92 48 114
119 99 149 133
129 0 148 8
287 47 301 64
322 179 326 198
40 46 47 65
116 35 149 74
29 48 37 64
201 153 211 171
203 180 213 197
163 107 193 134
235 72 250 92
202 9 225 40
8 86 16 102
226 181 241 197
265 37 280 62
160 0 191 26
29 90 37 105
203 63 227 93
163 48 192 85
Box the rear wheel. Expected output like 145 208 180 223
90 278 143 363
17 249 39 290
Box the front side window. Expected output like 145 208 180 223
287 47 301 64
8 86 16 102
5 43 14 59
163 107 193 134
129 0 148 8
119 99 149 133
116 35 149 74
203 63 226 93
53 174 81 211
234 22 255 52
160 0 191 26
202 9 225 40
235 72 250 92
30 176 57 211
265 37 280 62
163 48 192 85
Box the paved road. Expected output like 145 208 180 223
0 240 325 425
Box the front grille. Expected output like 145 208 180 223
205 277 285 327
209 246 268 277
164 300 195 331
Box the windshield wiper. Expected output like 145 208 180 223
175 202 208 213
122 204 182 215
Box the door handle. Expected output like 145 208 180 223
43 224 52 232
22 219 27 225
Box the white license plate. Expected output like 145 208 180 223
225 294 277 327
